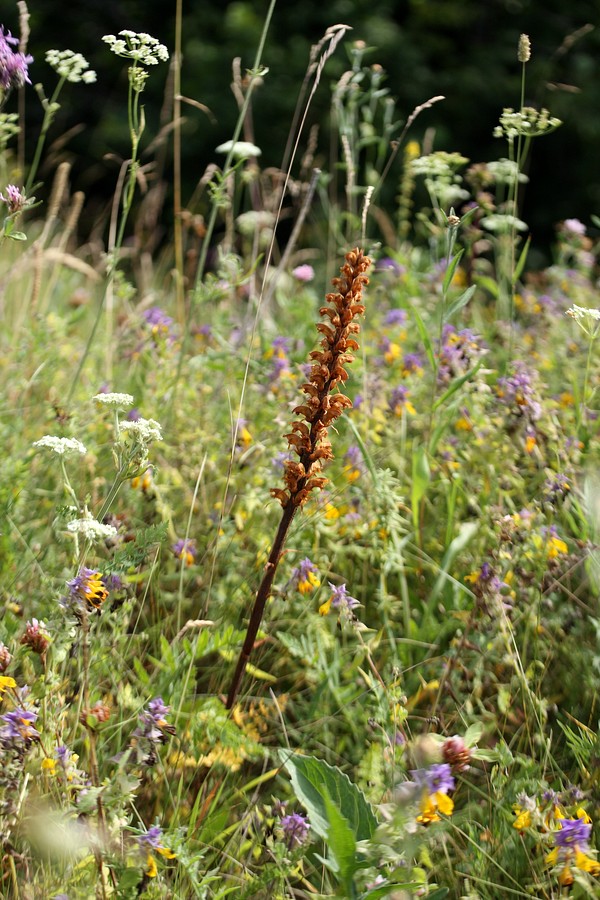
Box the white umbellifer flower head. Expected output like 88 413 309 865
119 418 162 442
566 305 600 338
45 49 97 83
92 392 134 408
67 514 118 542
33 436 87 456
216 140 262 159
566 305 600 321
102 31 169 65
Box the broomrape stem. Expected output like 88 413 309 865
225 248 371 710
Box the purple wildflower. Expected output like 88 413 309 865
292 264 314 282
1 708 39 744
63 568 109 612
328 583 360 616
555 817 591 851
497 363 542 423
402 351 424 375
437 325 485 385
143 306 173 332
562 218 586 236
543 472 570 504
411 763 455 795
137 825 165 851
288 558 320 595
383 308 407 326
134 697 174 746
172 538 197 566
0 27 33 93
280 812 310 849
0 184 25 213
376 257 404 277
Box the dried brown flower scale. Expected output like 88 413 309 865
226 249 371 709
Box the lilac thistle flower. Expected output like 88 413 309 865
1 708 39 744
288 557 320 595
0 27 33 94
280 812 310 849
172 538 197 566
0 184 25 213
20 618 50 655
292 264 314 282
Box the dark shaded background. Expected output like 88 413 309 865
11 0 600 255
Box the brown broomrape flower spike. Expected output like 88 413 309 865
225 248 370 710
272 247 371 508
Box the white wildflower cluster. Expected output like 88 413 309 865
566 305 600 321
45 50 97 83
494 107 562 141
486 158 529 185
410 151 469 179
67 514 118 542
410 151 470 208
33 436 87 456
216 140 262 159
119 418 163 443
481 213 528 233
102 31 169 66
566 305 600 338
92 392 134 409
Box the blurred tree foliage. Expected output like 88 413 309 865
12 0 600 253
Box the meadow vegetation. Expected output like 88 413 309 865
2 5 600 898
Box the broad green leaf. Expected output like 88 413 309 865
323 791 356 884
443 284 476 323
463 722 484 747
279 751 378 843
442 248 464 294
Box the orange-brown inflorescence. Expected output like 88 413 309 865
271 248 371 509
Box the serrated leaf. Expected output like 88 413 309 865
279 751 378 843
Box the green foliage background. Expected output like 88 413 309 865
15 0 600 249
